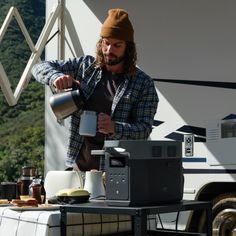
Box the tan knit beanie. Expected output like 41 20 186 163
100 9 134 42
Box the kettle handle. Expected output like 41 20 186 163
72 82 86 103
72 81 80 89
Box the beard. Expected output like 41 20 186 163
103 53 125 66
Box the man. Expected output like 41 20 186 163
32 9 159 171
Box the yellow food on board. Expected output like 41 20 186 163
56 188 89 197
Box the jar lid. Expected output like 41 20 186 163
1 182 16 185
21 176 34 180
22 166 36 170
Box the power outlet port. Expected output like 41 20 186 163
184 134 194 156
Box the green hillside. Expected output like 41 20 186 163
0 0 45 181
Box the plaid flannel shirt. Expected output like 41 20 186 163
32 55 159 166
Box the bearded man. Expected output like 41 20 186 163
32 9 159 171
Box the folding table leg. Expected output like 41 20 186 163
60 208 67 236
132 213 147 236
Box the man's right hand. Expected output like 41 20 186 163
53 75 80 90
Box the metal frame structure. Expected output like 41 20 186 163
0 2 64 105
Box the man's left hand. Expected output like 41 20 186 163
97 113 115 135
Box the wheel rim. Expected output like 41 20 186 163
213 209 236 236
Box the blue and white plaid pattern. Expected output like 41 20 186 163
32 55 159 167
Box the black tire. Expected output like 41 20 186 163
198 193 236 236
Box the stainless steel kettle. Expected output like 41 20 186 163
49 89 84 120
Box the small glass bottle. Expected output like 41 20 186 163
32 184 42 204
29 178 42 204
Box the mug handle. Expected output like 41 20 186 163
72 163 84 189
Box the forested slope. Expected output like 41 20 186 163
0 0 45 181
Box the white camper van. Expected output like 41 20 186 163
1 0 236 234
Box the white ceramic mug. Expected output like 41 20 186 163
79 110 97 137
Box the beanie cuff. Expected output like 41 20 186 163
100 27 134 42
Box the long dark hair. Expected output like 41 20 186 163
95 38 137 75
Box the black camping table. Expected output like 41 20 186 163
60 200 212 236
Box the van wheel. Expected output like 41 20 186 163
198 193 236 236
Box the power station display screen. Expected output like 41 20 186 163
109 156 126 167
